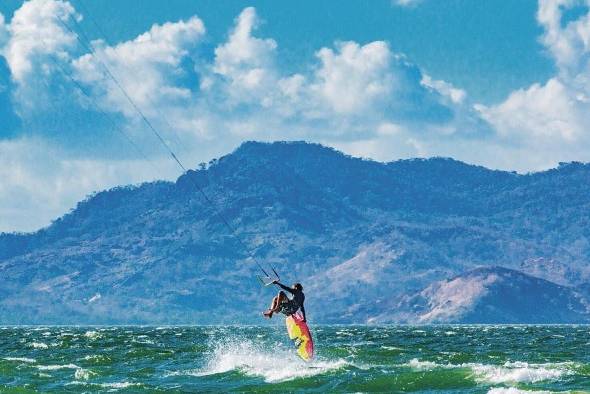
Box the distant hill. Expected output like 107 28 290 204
385 266 590 324
2 141 590 324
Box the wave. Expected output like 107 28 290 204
487 389 553 394
406 358 575 384
178 338 349 383
472 361 570 384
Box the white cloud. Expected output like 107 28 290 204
0 137 178 233
1 0 77 83
537 0 590 77
309 41 393 115
0 0 80 116
0 14 8 47
1 2 471 146
479 78 584 141
421 73 466 104
477 0 590 169
212 7 277 105
73 15 205 118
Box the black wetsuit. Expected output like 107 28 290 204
276 282 306 320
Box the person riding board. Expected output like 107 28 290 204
263 280 306 322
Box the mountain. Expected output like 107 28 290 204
2 141 590 324
381 266 590 324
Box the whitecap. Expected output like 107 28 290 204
29 342 48 349
38 363 80 370
407 358 439 371
405 358 572 384
380 345 402 350
84 330 101 340
133 338 155 345
336 330 354 336
83 354 108 362
472 361 571 384
99 382 141 389
4 357 36 363
74 368 94 380
487 389 552 394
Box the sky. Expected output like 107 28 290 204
1 0 590 232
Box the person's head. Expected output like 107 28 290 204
293 283 303 291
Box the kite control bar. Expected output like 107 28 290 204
258 266 280 286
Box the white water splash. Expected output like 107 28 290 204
180 338 348 383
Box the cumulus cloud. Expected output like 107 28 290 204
537 0 590 77
212 7 277 106
309 41 393 115
0 0 80 118
479 78 584 141
1 3 476 147
478 0 590 169
1 0 77 82
73 16 205 118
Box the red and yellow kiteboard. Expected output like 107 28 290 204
285 311 314 362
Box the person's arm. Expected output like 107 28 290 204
273 280 294 294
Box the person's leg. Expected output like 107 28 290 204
263 292 286 318
263 295 279 318
271 292 286 312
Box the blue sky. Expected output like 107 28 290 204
1 0 589 232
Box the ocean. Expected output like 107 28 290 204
0 325 589 393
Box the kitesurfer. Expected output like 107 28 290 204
263 281 306 321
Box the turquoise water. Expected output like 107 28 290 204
1 325 589 393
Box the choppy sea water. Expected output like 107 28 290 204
0 325 589 393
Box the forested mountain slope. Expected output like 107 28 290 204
2 141 590 323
